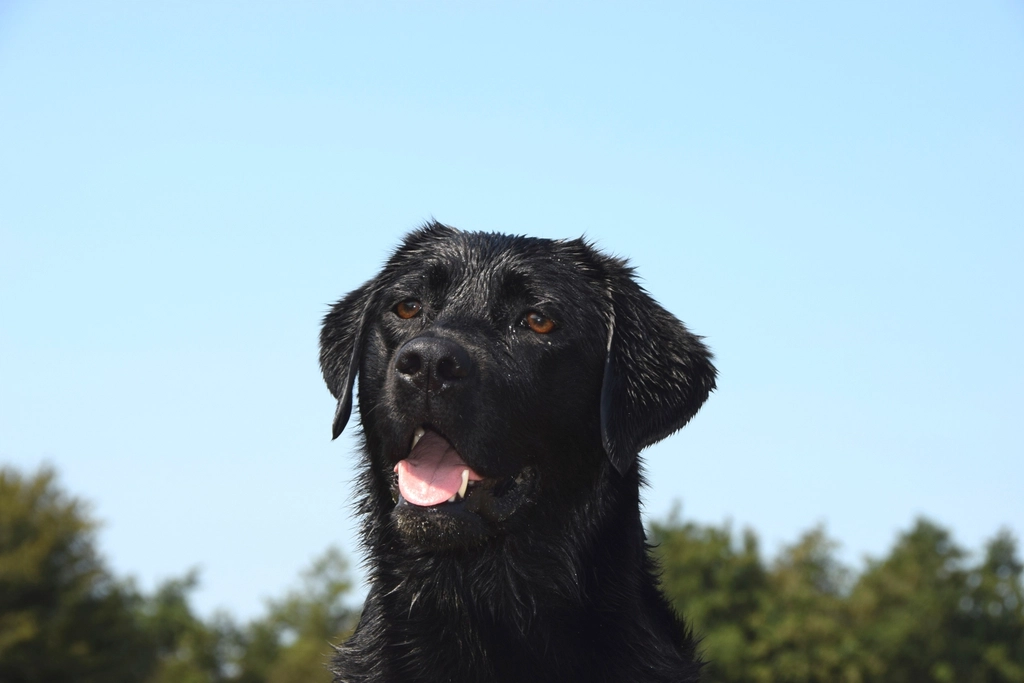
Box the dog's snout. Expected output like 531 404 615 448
395 337 473 391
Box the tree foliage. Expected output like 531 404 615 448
230 546 357 683
652 512 1024 683
3 464 1022 681
0 466 153 682
0 466 357 683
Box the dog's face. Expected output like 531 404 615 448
320 224 715 550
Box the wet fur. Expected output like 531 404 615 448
320 223 716 682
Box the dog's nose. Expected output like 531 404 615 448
395 337 473 391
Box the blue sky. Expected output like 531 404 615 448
2 1 1022 619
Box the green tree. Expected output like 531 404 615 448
651 510 768 682
0 464 359 683
850 519 973 682
232 547 357 683
748 528 866 683
850 519 1024 683
653 514 872 682
964 530 1024 681
0 466 155 682
139 571 235 683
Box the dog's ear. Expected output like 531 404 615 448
319 280 377 440
599 263 717 475
318 222 457 440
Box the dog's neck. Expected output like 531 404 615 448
335 472 697 682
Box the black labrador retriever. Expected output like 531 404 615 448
320 222 716 682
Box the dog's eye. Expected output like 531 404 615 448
395 300 423 319
523 312 555 334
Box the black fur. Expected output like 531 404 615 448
320 222 716 682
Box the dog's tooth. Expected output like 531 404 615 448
411 427 426 449
458 469 469 499
447 494 457 503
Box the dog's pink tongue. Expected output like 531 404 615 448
396 430 482 507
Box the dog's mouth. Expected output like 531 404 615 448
391 427 536 524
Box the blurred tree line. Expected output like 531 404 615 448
652 512 1024 682
0 466 356 683
2 465 1022 682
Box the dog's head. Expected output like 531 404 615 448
320 223 715 549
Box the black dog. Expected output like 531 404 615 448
320 222 716 682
